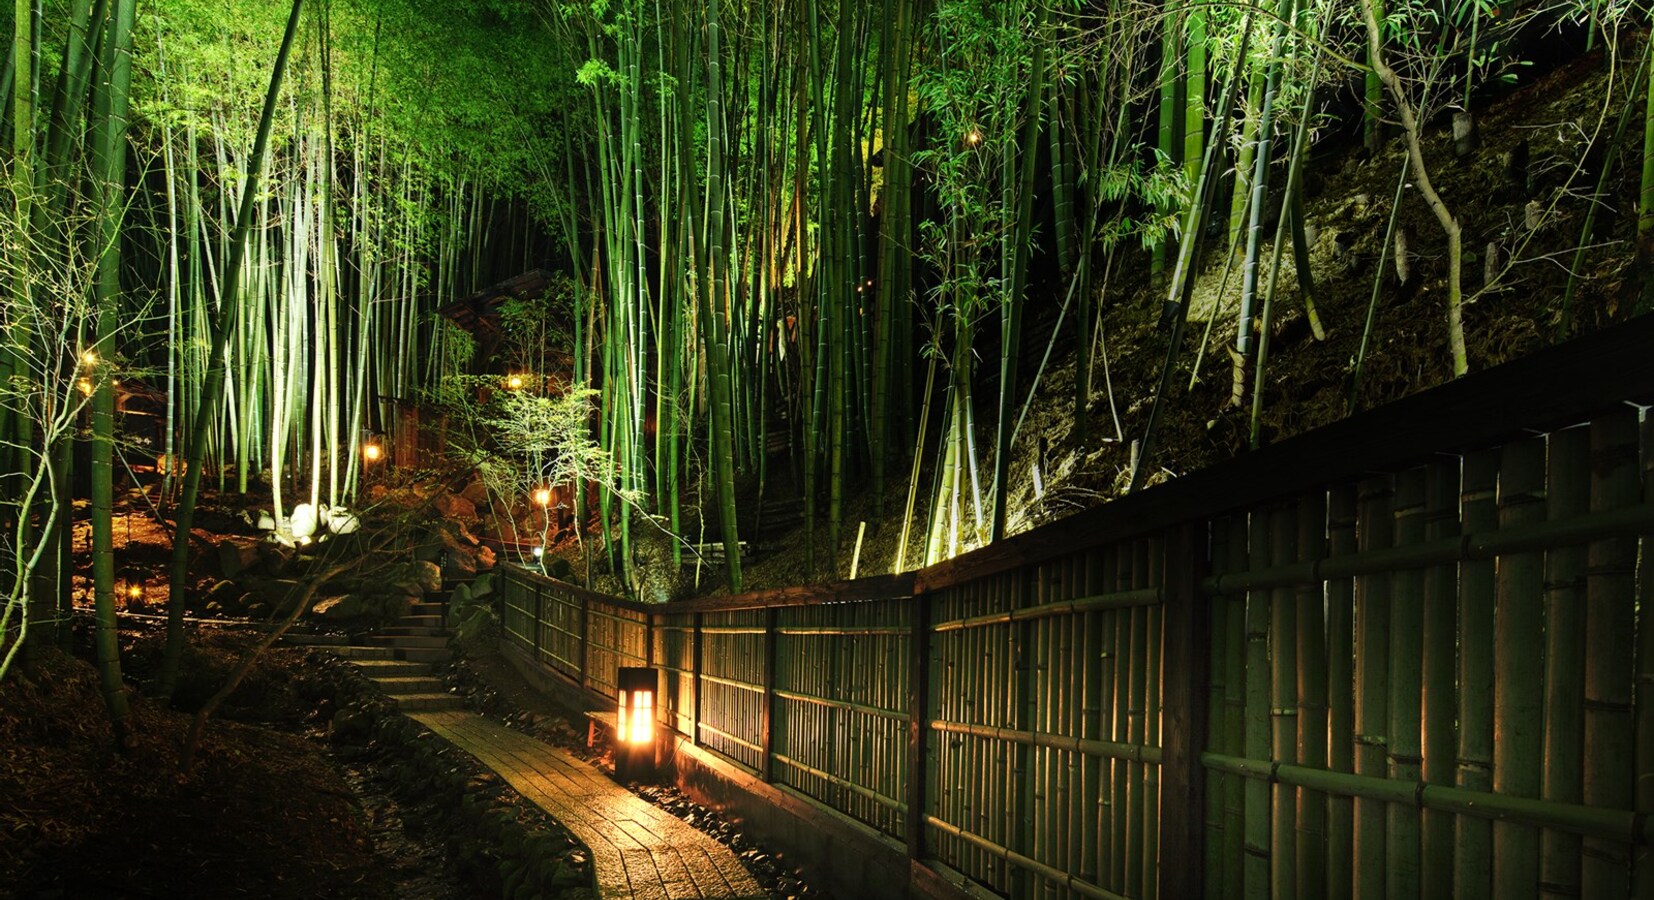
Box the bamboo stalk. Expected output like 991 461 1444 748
1541 426 1589 898
1386 469 1425 899
1269 503 1298 900
1494 436 1547 900
1295 492 1328 898
1327 484 1357 900
1420 460 1459 898
1244 511 1270 900
1354 475 1394 900
1582 411 1638 897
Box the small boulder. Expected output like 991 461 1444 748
413 560 442 594
312 594 360 618
216 540 259 579
433 492 477 520
469 573 495 600
460 479 490 508
475 544 497 571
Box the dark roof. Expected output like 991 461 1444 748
437 269 554 335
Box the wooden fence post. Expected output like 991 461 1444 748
579 594 590 689
693 612 705 748
906 589 932 860
1159 521 1210 899
762 606 778 782
533 582 544 662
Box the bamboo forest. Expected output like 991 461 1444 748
4 0 1654 897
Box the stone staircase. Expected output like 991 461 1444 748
289 587 466 713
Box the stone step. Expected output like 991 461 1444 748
391 693 467 713
369 634 449 649
400 615 445 628
409 602 446 617
349 659 430 677
370 675 445 694
336 645 397 660
380 626 447 638
400 647 453 664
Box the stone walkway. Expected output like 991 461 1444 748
410 710 765 900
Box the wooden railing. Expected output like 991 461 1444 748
497 316 1654 900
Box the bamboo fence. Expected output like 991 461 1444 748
496 391 1654 900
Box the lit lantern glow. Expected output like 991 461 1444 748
126 584 144 601
615 667 657 747
966 128 983 146
82 349 98 366
533 487 552 506
531 545 545 559
615 688 654 745
507 374 525 390
77 377 94 396
362 443 382 463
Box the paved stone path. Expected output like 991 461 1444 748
410 710 765 900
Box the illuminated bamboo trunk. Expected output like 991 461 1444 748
1493 436 1546 899
1582 411 1637 896
1222 514 1249 900
1635 415 1654 897
1353 475 1394 900
1541 427 1588 897
1295 492 1328 898
1206 520 1233 900
1326 484 1357 900
1456 448 1500 896
1419 460 1460 898
1269 503 1298 900
1243 511 1269 900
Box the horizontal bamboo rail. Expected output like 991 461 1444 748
1200 753 1651 846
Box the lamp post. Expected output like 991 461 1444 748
615 667 659 781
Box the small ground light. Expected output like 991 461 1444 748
531 545 545 559
614 667 658 781
82 349 98 366
507 374 525 390
125 583 144 601
966 128 983 145
533 487 552 506
363 443 382 462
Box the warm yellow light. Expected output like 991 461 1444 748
77 377 94 396
126 584 143 600
82 349 98 366
533 487 552 507
966 129 983 145
507 374 525 390
363 443 382 462
616 689 654 745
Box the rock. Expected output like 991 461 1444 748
258 541 296 574
469 573 495 600
475 544 496 571
243 577 306 614
216 540 259 578
433 492 477 520
312 594 362 618
460 479 490 508
256 510 276 531
372 594 419 620
205 579 244 610
289 503 320 539
413 560 442 593
326 507 362 535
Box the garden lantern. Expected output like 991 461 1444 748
125 583 144 602
362 442 382 463
614 667 659 780
507 374 525 390
533 487 552 507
